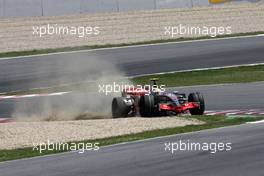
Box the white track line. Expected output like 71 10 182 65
205 109 264 116
0 91 70 100
247 120 264 124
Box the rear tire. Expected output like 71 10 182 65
188 92 205 115
112 97 130 118
139 95 155 117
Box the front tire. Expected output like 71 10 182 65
188 92 205 115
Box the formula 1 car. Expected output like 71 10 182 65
111 79 205 118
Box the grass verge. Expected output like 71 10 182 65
0 31 263 58
0 115 263 162
132 64 264 87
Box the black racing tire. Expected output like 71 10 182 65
139 95 155 117
188 92 205 115
112 97 130 118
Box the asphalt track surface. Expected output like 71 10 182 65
0 36 264 92
1 122 264 176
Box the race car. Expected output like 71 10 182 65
111 79 205 118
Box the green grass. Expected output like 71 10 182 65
132 65 264 87
0 31 263 58
0 115 263 162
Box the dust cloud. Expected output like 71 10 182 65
12 53 130 121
